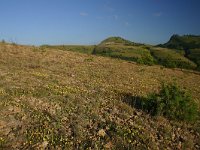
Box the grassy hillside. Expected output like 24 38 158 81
100 37 135 46
150 47 197 69
40 37 199 71
161 35 200 69
93 37 155 65
187 48 200 70
93 37 197 69
41 45 95 54
93 45 155 65
162 34 200 50
0 42 200 149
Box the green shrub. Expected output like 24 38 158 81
136 53 155 65
143 83 198 121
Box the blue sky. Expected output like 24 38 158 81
0 0 200 45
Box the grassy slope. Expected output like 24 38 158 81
100 37 134 46
161 35 200 69
93 44 155 65
93 37 196 69
0 43 200 149
150 47 197 69
187 48 200 70
93 37 155 65
41 45 95 54
40 37 199 70
162 35 200 50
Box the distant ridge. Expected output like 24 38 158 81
159 34 200 70
161 34 200 50
37 35 200 71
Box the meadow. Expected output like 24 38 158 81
0 42 200 149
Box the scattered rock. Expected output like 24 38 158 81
40 141 48 149
98 129 106 137
104 141 113 149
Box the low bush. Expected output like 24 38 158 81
143 83 198 121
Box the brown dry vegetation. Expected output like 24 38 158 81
0 43 200 149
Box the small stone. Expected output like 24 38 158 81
172 133 176 141
41 141 48 149
195 144 199 149
104 141 112 149
179 136 185 142
177 142 182 149
98 129 106 137
21 115 27 121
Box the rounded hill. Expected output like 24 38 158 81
100 37 134 46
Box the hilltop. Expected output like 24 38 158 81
0 42 200 149
100 37 135 46
92 37 154 65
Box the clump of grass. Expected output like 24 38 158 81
143 83 198 121
187 48 200 70
0 137 6 148
84 57 94 62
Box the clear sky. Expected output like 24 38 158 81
0 0 200 45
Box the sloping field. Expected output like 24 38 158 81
41 45 95 54
0 43 200 149
150 47 197 69
93 44 155 65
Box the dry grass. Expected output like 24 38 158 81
0 43 200 149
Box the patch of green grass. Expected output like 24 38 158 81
93 45 155 65
0 137 6 148
188 48 200 70
84 57 94 62
150 47 197 69
41 45 95 54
